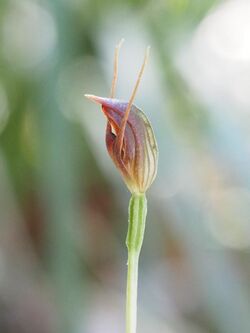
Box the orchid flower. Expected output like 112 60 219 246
85 41 158 194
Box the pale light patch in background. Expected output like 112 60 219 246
207 188 250 249
82 288 123 333
172 0 250 253
77 285 176 333
1 0 57 71
176 0 250 113
204 1 250 62
0 82 10 134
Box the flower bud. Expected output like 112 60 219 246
85 94 158 194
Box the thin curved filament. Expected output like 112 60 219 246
117 46 150 154
110 38 124 98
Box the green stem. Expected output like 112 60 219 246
126 193 147 333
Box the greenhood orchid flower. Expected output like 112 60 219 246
85 95 158 194
85 42 158 194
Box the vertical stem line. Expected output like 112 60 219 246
126 193 147 333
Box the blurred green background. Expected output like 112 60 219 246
1 0 250 332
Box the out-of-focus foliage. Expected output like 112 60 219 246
1 0 250 332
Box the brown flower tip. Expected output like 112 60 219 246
85 41 158 194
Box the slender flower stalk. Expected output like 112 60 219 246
126 193 147 333
85 40 158 333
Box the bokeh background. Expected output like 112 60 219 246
1 0 250 332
